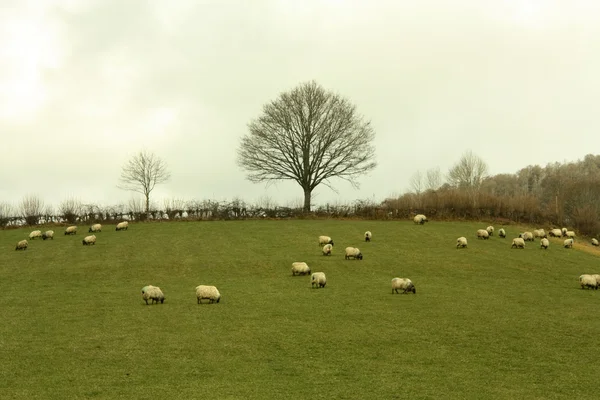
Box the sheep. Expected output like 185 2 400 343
345 247 363 260
116 221 129 231
141 285 165 304
486 226 494 236
548 229 562 238
592 238 599 247
82 235 96 246
29 230 42 240
498 228 506 238
311 272 327 288
561 228 568 237
477 229 490 240
540 238 549 250
322 244 333 256
364 231 372 242
42 230 54 240
533 229 547 239
592 274 600 287
291 262 311 276
563 238 574 248
413 214 428 224
579 275 598 290
64 226 77 235
15 239 28 251
566 231 576 239
391 278 416 294
195 285 221 304
89 223 102 233
456 237 468 248
519 232 534 242
318 235 334 246
511 238 525 249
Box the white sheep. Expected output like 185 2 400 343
318 235 334 246
322 244 333 256
540 238 549 250
548 229 562 238
563 238 574 248
311 272 327 288
291 262 311 276
364 231 372 242
89 223 102 233
566 231 576 239
195 285 221 304
498 228 506 238
561 228 567 237
345 247 363 260
15 239 28 251
533 229 547 239
82 235 96 246
29 230 42 240
413 214 428 224
486 226 494 236
391 277 416 294
477 229 490 240
141 285 165 304
42 230 54 240
592 274 600 287
579 275 598 290
592 238 599 247
511 238 525 249
116 221 129 231
64 226 77 235
456 237 468 248
519 232 534 242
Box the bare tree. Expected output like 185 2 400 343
409 171 425 195
59 197 82 224
118 150 170 216
447 150 489 190
164 198 186 219
237 80 377 212
20 195 44 226
426 167 443 191
0 202 13 227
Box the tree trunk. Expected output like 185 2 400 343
145 194 150 218
303 187 312 213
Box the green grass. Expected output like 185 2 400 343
1 220 599 399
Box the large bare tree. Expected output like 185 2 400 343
447 150 489 190
118 150 170 217
19 195 44 226
237 81 377 212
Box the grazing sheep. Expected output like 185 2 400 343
141 285 165 304
82 235 96 246
42 230 54 240
486 226 494 236
511 238 525 249
566 231 576 239
540 238 549 250
391 278 416 294
64 226 77 235
533 229 547 239
29 230 42 240
291 262 311 276
456 237 468 248
564 238 574 248
477 229 490 240
592 238 599 247
519 232 534 242
548 229 562 238
322 244 333 256
89 223 102 233
498 228 506 238
195 285 221 304
318 235 334 246
345 247 363 260
579 275 598 290
364 231 372 242
311 272 327 288
561 228 568 237
413 214 428 224
116 221 129 231
15 240 28 251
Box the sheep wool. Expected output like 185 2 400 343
486 226 494 236
195 285 221 304
548 229 562 238
141 285 165 304
477 229 490 240
592 274 600 286
592 238 599 247
89 223 102 233
511 238 525 249
15 240 28 251
345 247 363 260
391 277 416 294
456 237 468 248
579 275 598 290
311 272 327 288
563 238 574 248
42 230 54 240
291 262 311 276
322 244 333 256
64 226 77 235
519 232 534 242
498 228 506 238
116 221 129 231
29 230 42 240
561 228 568 237
82 235 97 246
413 214 428 224
540 238 549 250
318 235 334 246
533 229 547 239
566 231 576 239
364 231 372 242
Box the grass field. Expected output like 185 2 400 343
1 220 600 399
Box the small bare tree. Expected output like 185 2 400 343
164 198 186 219
20 195 44 226
447 150 489 190
59 197 82 224
426 167 443 191
237 80 377 212
118 150 170 217
409 171 425 195
0 202 13 227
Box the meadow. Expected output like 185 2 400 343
1 220 599 399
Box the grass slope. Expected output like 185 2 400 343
1 221 599 399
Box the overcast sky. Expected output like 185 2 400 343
2 0 599 210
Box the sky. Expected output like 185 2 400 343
2 0 600 210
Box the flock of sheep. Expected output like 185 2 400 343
456 224 600 290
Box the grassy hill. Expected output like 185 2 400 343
1 220 599 399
